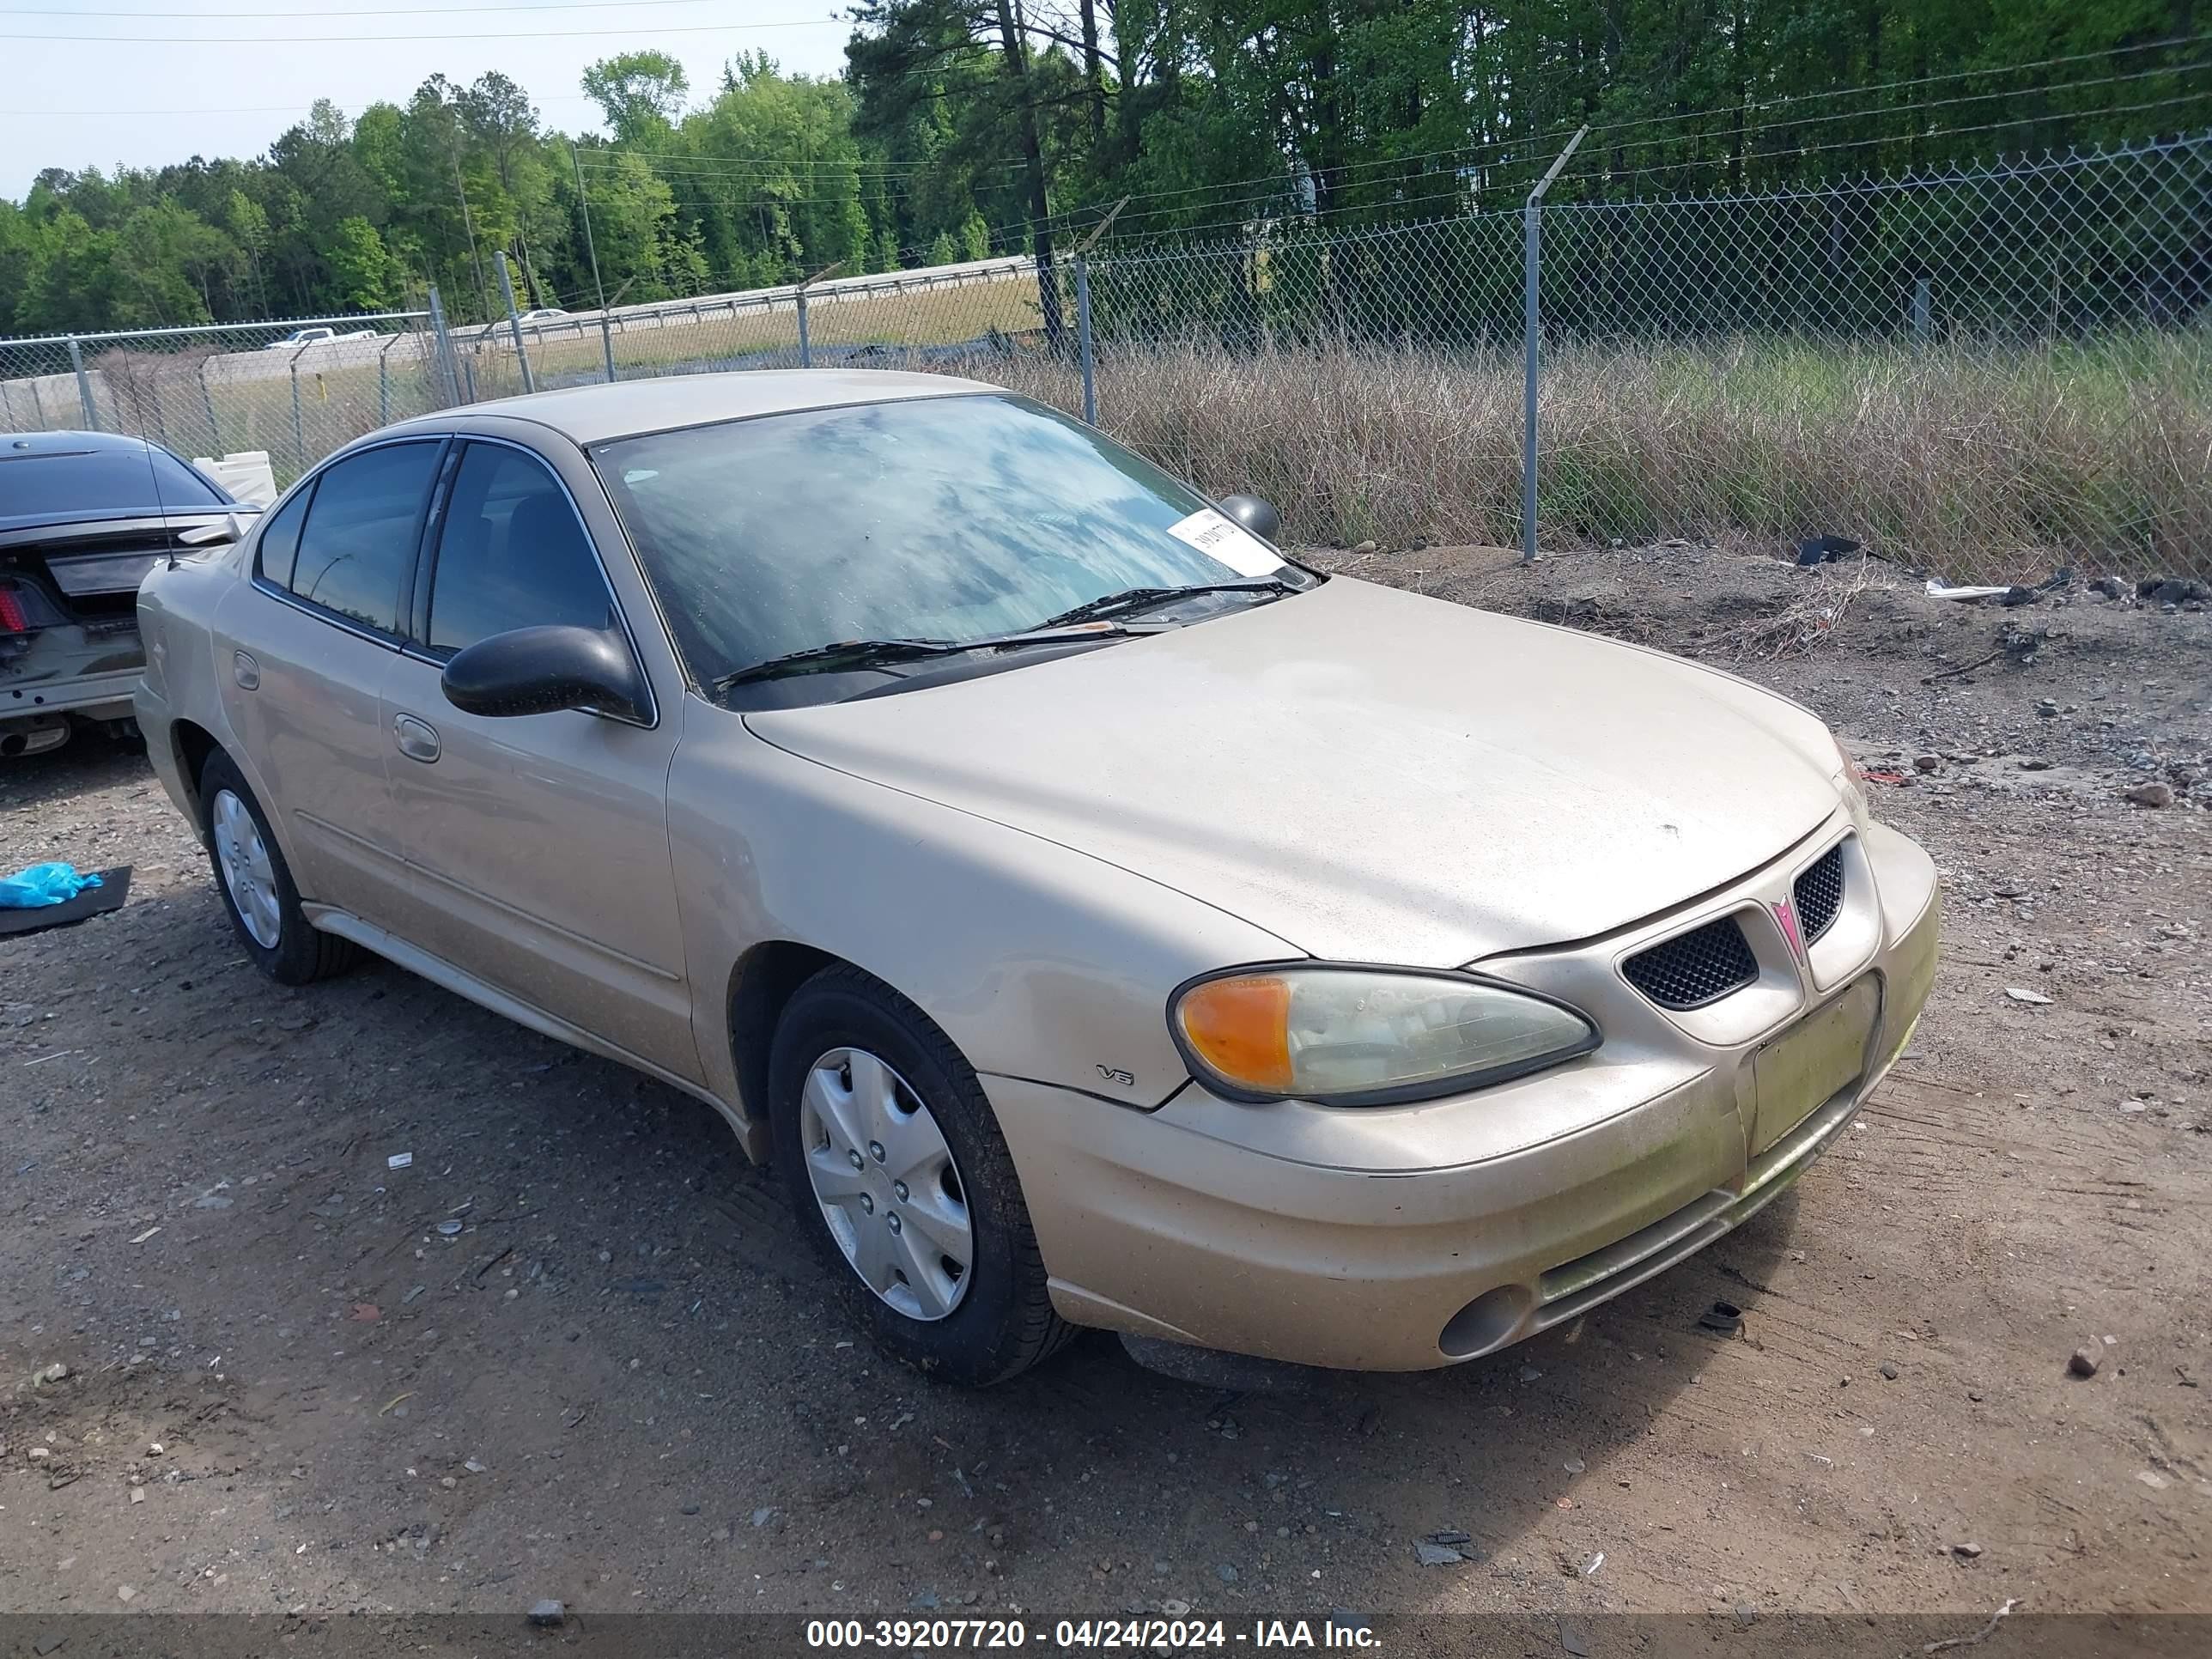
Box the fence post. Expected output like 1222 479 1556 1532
198 358 222 451
1074 255 1097 424
289 356 307 473
427 284 462 405
1068 201 1126 427
1522 126 1587 566
795 261 844 371
495 250 537 394
67 336 98 430
378 336 393 425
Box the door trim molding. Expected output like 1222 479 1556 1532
393 850 684 983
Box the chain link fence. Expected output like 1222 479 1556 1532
10 133 2204 581
0 315 449 495
1038 132 2210 583
451 257 1049 402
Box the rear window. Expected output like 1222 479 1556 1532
255 483 314 591
0 445 228 517
285 441 441 635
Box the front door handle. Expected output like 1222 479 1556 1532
392 712 441 763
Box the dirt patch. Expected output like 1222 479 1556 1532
2 546 2207 1630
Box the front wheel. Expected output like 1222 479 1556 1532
198 750 357 985
769 964 1074 1385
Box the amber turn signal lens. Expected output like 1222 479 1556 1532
1176 974 1294 1092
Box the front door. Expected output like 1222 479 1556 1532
377 438 700 1084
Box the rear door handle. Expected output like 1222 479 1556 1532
392 712 441 763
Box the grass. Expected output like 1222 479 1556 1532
456 274 1043 397
973 333 2212 582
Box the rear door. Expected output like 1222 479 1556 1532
216 438 444 926
378 436 700 1083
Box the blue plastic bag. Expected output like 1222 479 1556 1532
0 862 103 909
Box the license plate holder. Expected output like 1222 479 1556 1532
1752 975 1881 1156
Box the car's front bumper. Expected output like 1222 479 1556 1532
988 814 1940 1372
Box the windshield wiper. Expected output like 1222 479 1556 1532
713 637 964 691
713 623 1140 692
1037 576 1299 629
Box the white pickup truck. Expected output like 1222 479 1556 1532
266 326 380 350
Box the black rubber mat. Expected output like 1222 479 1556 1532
0 866 131 938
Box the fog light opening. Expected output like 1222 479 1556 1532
1439 1284 1535 1358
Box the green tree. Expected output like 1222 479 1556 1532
327 216 398 310
582 50 690 143
224 190 272 315
960 209 992 260
21 210 118 332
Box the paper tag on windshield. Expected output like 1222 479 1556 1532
1164 508 1285 578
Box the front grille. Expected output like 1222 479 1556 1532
1623 915 1759 1009
1794 845 1845 944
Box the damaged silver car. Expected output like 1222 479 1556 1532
2 430 253 757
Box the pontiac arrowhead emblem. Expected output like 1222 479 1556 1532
1772 897 1806 961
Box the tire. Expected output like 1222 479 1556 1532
769 963 1075 1385
198 750 358 985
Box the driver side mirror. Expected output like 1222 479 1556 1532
1217 494 1281 544
441 624 651 723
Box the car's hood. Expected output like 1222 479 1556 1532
744 577 1843 966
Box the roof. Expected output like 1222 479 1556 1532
1 428 172 455
404 368 1006 447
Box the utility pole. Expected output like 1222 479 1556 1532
573 142 610 320
453 146 489 319
495 250 537 395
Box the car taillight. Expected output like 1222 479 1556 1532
0 583 29 635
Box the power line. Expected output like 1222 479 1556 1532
1561 97 2212 188
12 18 846 43
1566 28 2212 141
0 94 603 117
3 0 747 12
1056 97 2212 252
579 153 1023 181
1048 40 2212 234
1044 54 2212 237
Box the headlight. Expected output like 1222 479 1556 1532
1170 965 1598 1105
1831 730 1869 828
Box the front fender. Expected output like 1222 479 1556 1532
667 707 1300 1135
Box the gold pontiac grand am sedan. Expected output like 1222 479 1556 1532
137 372 1938 1384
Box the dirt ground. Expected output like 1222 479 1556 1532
2 544 2207 1641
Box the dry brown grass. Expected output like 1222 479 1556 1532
1705 553 1896 661
972 334 2212 583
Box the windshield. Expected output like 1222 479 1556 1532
592 392 1294 688
0 442 228 518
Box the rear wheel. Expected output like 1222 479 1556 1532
769 964 1074 1384
198 750 357 985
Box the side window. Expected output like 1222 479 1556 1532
287 441 441 635
425 443 615 656
254 483 313 592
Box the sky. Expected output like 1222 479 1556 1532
0 0 857 198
